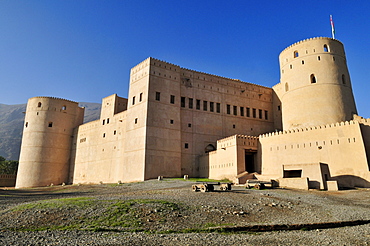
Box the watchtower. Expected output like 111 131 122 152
16 97 84 188
277 37 357 130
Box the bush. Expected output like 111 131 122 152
0 156 18 175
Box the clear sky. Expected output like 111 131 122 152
1 0 369 117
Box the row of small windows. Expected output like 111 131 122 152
284 56 338 73
293 44 330 58
102 118 110 125
156 93 268 119
269 138 356 151
25 122 53 128
37 102 67 111
102 130 118 138
132 93 144 105
226 105 268 120
285 74 347 91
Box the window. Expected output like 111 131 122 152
302 60 304 65
196 100 201 110
216 103 221 113
252 108 256 118
139 93 143 102
203 101 207 111
285 82 289 92
318 56 321 61
132 96 135 105
246 107 250 117
181 97 185 107
170 95 175 104
170 119 174 124
233 124 236 129
259 109 263 119
189 98 193 109
114 130 116 135
240 107 244 116
155 92 161 101
107 118 110 124
210 102 214 112
277 105 281 111
294 50 299 58
342 74 346 84
265 110 268 120
188 123 192 127
324 44 329 52
103 133 106 138
184 143 189 149
233 106 237 116
48 122 53 127
62 105 66 110
25 122 28 127
38 102 42 107
310 74 317 84
135 118 138 124
227 104 231 114
102 119 105 125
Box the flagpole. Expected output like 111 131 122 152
330 15 335 39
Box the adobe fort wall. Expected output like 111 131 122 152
70 94 128 184
259 120 370 187
276 37 357 129
16 97 84 188
199 134 258 181
143 58 274 178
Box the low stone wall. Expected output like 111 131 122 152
278 177 309 190
0 174 16 187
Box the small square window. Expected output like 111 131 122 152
48 122 53 127
188 123 192 127
184 143 189 149
170 119 174 124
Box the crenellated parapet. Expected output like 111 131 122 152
260 119 362 139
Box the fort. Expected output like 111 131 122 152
15 37 370 190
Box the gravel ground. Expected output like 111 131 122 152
1 179 370 245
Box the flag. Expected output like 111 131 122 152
330 15 335 39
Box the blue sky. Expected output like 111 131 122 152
1 0 370 117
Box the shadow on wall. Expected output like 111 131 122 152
332 175 370 189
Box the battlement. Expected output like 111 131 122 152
259 119 367 139
30 96 79 105
280 37 343 54
138 57 271 91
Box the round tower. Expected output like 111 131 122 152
278 37 357 130
16 97 84 188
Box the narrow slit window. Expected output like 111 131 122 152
342 74 346 84
170 95 175 104
216 103 221 113
189 98 193 109
139 93 143 102
132 96 136 105
181 97 186 107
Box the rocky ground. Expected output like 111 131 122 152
1 179 370 245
